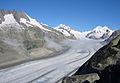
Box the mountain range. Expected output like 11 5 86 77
0 9 114 40
0 9 116 68
55 24 114 40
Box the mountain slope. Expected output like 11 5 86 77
0 10 67 68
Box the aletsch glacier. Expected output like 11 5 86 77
0 10 115 83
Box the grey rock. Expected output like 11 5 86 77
62 73 100 83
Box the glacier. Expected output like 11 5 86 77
0 38 103 83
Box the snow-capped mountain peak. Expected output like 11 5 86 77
93 26 112 33
55 25 114 40
54 24 73 37
0 10 114 40
20 14 51 31
55 24 72 30
54 24 87 39
86 26 114 39
0 10 51 31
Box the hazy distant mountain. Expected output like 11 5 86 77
55 24 113 40
54 24 87 39
86 26 113 40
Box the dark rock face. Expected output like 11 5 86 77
97 64 120 83
62 34 120 83
62 73 100 83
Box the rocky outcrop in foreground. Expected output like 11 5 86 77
62 73 100 83
62 34 120 83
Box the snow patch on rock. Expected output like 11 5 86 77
2 14 18 24
0 14 22 30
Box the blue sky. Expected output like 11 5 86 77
0 0 120 31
